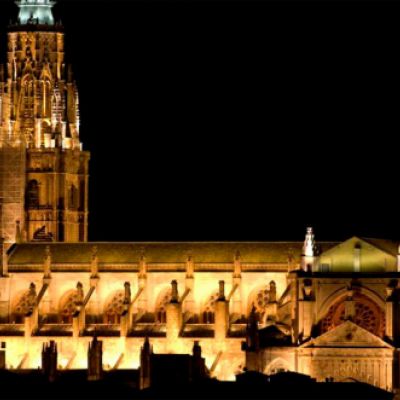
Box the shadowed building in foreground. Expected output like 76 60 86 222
1 1 400 397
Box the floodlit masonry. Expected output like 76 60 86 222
1 0 400 394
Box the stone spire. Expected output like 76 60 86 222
16 0 56 26
303 227 315 257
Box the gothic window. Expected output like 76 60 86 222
43 80 52 118
249 285 273 325
59 291 81 324
155 289 171 323
26 180 39 208
202 292 219 324
69 185 79 210
79 181 85 212
12 290 36 324
104 291 125 324
320 293 385 337
42 121 51 136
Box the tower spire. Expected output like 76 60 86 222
16 0 56 26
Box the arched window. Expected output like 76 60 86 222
59 290 81 324
320 293 385 337
104 291 125 324
26 180 39 208
12 286 36 324
249 286 270 324
155 288 171 323
265 358 290 375
69 185 79 209
202 292 219 324
248 281 277 325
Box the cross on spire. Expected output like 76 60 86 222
16 0 56 25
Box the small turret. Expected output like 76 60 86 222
301 227 317 272
303 227 315 257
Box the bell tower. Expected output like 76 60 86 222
0 0 90 244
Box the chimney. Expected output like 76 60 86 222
139 337 152 390
42 341 57 382
88 335 103 381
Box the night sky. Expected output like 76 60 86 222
1 0 399 242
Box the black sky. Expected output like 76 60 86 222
1 0 400 242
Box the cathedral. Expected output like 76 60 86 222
0 0 400 395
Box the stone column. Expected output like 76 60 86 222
43 245 51 282
137 255 148 314
89 247 100 320
120 282 131 337
299 279 314 340
166 280 182 352
385 283 395 341
24 283 38 338
266 281 278 323
214 281 229 342
72 282 85 337
185 256 195 315
232 251 242 317
0 342 5 369
0 238 8 277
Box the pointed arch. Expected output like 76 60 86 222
247 281 276 325
319 292 385 337
264 357 290 375
154 286 171 323
59 289 81 324
11 289 36 324
103 290 125 324
26 179 40 208
201 291 219 324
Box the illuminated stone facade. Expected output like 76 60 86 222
1 1 400 396
0 0 89 244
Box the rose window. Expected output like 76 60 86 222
320 293 384 337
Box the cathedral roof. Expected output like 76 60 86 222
359 237 399 257
7 241 339 269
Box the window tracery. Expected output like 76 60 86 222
12 285 37 323
155 289 171 323
59 290 81 324
104 291 125 324
320 293 385 337
202 292 219 324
